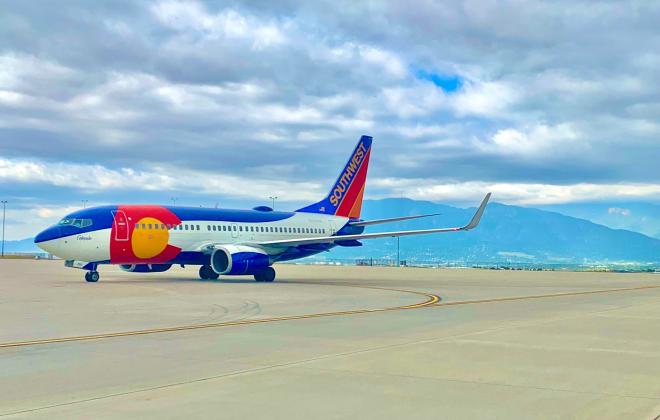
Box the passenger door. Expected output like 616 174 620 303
112 210 129 241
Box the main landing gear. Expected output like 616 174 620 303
254 267 276 283
85 271 100 283
199 265 219 280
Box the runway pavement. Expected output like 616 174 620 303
1 259 659 419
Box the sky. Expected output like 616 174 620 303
1 0 659 240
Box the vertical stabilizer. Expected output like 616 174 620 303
296 135 372 219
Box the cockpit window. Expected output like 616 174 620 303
58 218 93 228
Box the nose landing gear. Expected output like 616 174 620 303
85 271 100 282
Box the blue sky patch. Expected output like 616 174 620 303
415 69 463 93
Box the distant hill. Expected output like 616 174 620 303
538 202 660 240
324 198 660 263
2 238 40 254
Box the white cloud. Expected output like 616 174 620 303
0 54 76 91
358 45 407 78
370 178 660 205
382 83 446 118
487 123 581 156
151 1 286 49
451 80 519 117
608 207 632 217
0 158 323 202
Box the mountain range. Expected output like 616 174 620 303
325 198 660 264
2 199 659 263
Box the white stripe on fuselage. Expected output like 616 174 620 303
169 213 346 252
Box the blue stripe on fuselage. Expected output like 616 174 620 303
165 207 295 223
36 205 297 243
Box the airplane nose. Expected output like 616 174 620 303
34 226 62 245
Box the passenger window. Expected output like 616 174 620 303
135 224 139 230
142 224 146 229
154 224 159 230
196 225 200 230
185 225 189 230
239 226 243 232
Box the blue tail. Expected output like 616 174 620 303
296 135 373 219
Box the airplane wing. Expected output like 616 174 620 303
348 212 442 227
253 193 491 249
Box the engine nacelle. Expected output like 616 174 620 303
211 245 270 275
120 264 172 273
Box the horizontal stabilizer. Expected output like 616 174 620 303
348 213 441 227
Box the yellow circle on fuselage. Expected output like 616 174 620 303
131 217 169 259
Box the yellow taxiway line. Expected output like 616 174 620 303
433 284 660 307
0 286 439 349
1 283 659 350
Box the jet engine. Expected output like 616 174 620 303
210 245 270 275
120 264 172 273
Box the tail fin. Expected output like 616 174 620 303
296 135 372 219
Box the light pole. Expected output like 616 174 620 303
397 236 400 267
81 199 88 208
1 200 7 258
171 197 178 206
269 196 278 210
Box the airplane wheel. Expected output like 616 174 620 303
261 267 276 283
199 265 219 280
86 271 99 282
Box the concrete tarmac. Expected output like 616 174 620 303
1 259 659 419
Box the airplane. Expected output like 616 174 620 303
34 135 491 283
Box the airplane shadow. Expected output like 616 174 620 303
102 277 291 285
